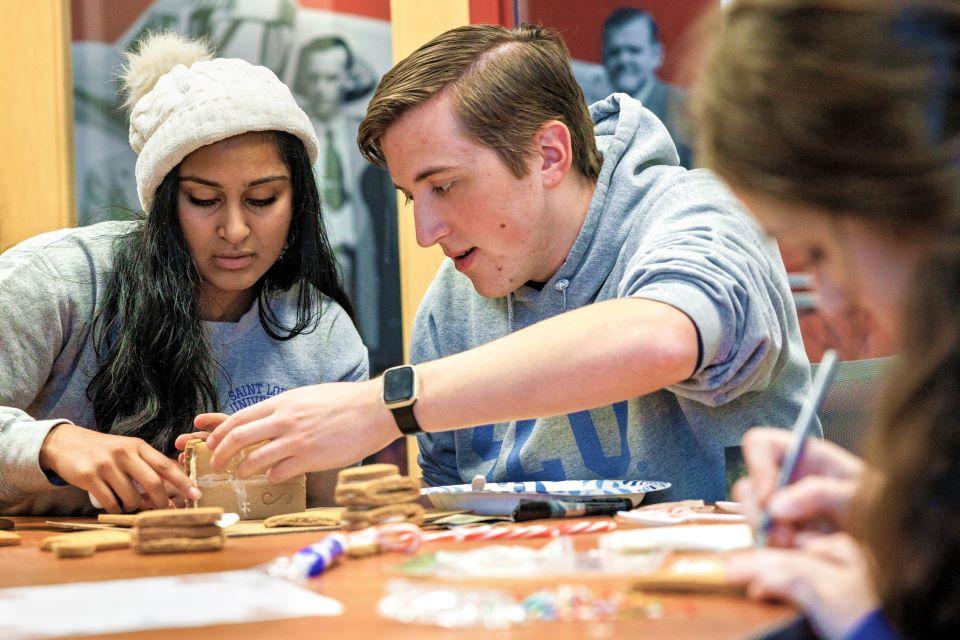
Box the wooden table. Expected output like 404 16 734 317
1 516 803 640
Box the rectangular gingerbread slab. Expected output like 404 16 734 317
134 507 223 528
185 440 305 520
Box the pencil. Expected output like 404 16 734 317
756 348 839 546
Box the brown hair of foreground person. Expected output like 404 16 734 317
692 0 960 636
693 0 960 237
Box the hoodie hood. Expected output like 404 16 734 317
592 92 681 175
509 93 684 322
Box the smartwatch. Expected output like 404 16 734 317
382 364 422 435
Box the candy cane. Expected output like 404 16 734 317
424 520 616 543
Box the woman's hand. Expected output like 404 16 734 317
174 413 230 464
735 427 866 545
726 533 879 640
204 380 400 482
39 423 201 513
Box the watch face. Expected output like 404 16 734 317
383 366 415 404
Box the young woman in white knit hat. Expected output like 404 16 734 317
0 33 366 516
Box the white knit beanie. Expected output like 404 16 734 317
121 33 320 214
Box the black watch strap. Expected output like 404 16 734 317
391 403 422 435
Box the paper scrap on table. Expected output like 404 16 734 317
0 569 341 639
616 510 747 527
599 524 754 553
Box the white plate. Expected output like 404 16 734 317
421 479 670 516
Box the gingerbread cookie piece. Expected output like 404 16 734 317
344 528 380 557
42 529 131 554
184 438 266 477
132 525 222 542
337 464 399 485
98 513 137 527
631 556 741 593
134 507 223 528
263 511 341 528
132 532 225 554
0 517 14 530
0 530 21 547
340 503 425 531
335 475 420 507
53 539 98 558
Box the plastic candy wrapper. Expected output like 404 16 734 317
432 537 577 579
265 533 348 581
378 579 636 628
378 579 526 629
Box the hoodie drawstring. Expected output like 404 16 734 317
508 279 568 333
554 278 569 311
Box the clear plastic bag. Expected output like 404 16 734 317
378 579 526 629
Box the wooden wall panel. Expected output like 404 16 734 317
0 0 75 250
389 0 473 477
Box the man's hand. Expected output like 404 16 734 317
734 427 866 546
39 423 202 513
205 380 399 482
726 533 879 640
174 413 230 464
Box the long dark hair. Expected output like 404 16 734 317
86 131 352 455
863 246 960 637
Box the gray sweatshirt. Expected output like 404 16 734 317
412 94 814 502
0 221 367 515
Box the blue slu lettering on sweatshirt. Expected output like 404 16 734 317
471 423 502 463
472 422 564 481
470 424 507 481
505 418 566 480
472 402 631 481
569 400 632 478
226 383 287 413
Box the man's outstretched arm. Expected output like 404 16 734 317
204 297 697 480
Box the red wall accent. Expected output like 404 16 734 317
72 0 391 43
469 0 515 26
521 0 716 83
71 0 153 42
298 0 390 21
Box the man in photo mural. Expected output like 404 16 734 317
601 8 693 167
293 36 400 373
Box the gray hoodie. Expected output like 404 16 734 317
411 94 814 502
0 221 367 515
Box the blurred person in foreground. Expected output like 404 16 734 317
692 0 960 637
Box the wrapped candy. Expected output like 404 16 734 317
266 533 348 580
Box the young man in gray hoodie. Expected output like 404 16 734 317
204 24 812 503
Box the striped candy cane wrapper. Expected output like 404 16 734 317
424 520 617 543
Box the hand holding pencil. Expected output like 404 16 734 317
732 351 868 547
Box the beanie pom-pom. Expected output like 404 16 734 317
120 32 213 110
